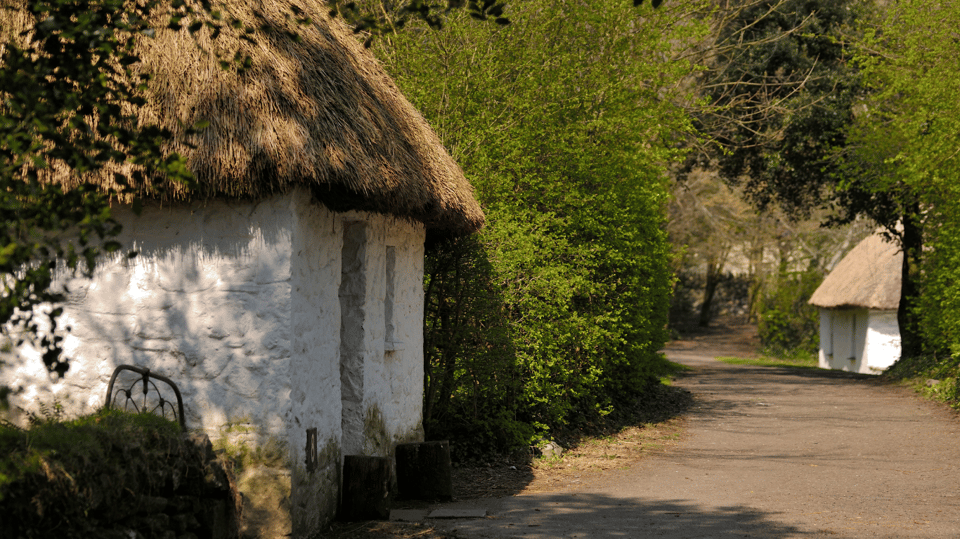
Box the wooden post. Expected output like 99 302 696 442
395 441 453 501
338 455 391 521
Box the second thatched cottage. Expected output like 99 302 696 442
809 233 902 374
2 2 482 536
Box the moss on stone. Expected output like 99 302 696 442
213 433 289 475
362 405 390 456
290 437 340 536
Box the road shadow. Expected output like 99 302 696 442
664 360 940 470
447 492 809 538
672 362 883 416
443 380 694 501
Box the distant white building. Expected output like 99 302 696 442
809 233 901 374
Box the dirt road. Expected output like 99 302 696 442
440 336 960 537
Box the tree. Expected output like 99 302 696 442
666 163 872 350
667 167 760 328
695 0 960 360
373 0 705 451
687 0 870 216
676 0 937 354
848 0 960 356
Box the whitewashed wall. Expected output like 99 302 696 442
1 188 427 536
818 309 833 370
5 193 298 433
818 308 900 375
862 310 901 373
359 212 426 453
820 309 856 372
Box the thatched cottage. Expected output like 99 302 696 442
809 233 901 374
2 2 482 535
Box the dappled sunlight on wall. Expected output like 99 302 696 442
4 194 298 436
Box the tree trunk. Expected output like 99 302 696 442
747 242 765 323
699 259 722 327
898 206 923 360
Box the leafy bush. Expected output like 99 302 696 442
376 0 704 454
885 351 960 409
918 200 960 356
0 409 184 535
757 268 823 355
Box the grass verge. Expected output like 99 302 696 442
717 352 818 369
883 353 960 410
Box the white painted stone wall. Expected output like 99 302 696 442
355 212 426 452
818 308 900 375
5 194 298 434
288 195 343 533
1 188 427 536
862 310 901 373
818 309 833 370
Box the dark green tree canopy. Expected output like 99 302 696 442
691 0 869 217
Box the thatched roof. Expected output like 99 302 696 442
809 232 902 310
8 1 483 234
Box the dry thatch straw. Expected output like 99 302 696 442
809 232 902 310
2 0 483 235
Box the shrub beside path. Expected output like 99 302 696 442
442 321 960 538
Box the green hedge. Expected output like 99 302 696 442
757 268 823 356
376 0 704 454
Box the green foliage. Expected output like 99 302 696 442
885 352 960 410
851 0 960 357
717 352 817 369
0 408 180 522
853 1 960 194
377 0 704 454
756 268 822 355
919 207 960 356
920 376 960 408
0 0 211 382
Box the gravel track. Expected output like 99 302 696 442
441 324 960 538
